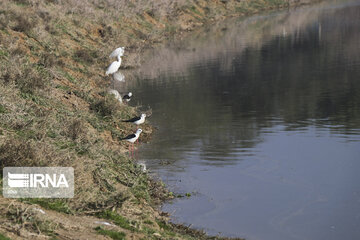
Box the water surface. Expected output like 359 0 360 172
125 1 360 239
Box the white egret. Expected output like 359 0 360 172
106 55 122 75
109 47 125 58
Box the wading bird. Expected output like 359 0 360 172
106 54 122 75
122 92 132 103
109 47 125 58
122 113 146 128
121 129 142 157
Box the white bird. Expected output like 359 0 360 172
121 128 142 143
106 55 122 76
122 113 146 126
109 47 125 58
108 89 122 103
122 92 132 103
121 129 143 157
113 71 125 82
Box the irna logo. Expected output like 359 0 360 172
7 172 69 188
3 167 74 198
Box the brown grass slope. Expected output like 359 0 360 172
0 0 314 239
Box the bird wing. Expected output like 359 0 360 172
122 95 131 100
122 116 141 123
106 61 121 75
121 133 136 140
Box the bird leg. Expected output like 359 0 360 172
135 144 138 160
131 144 134 158
130 144 133 158
133 144 135 158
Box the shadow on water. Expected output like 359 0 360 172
124 1 360 239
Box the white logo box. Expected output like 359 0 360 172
3 167 74 198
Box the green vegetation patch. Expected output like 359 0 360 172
55 84 71 92
155 220 176 237
131 174 150 201
143 219 153 225
142 226 156 235
96 210 137 232
19 92 49 106
156 219 172 232
24 199 72 214
63 72 77 84
0 49 9 58
95 226 126 240
0 233 11 240
16 129 38 140
0 104 7 114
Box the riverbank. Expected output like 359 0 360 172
0 0 318 239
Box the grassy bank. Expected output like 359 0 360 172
0 0 316 239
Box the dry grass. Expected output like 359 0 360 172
64 119 85 140
6 203 58 235
73 48 95 64
90 94 122 118
0 138 38 168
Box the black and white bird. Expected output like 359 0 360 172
121 129 142 157
122 113 146 126
121 128 142 143
122 92 132 103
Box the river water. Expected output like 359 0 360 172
124 1 360 239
